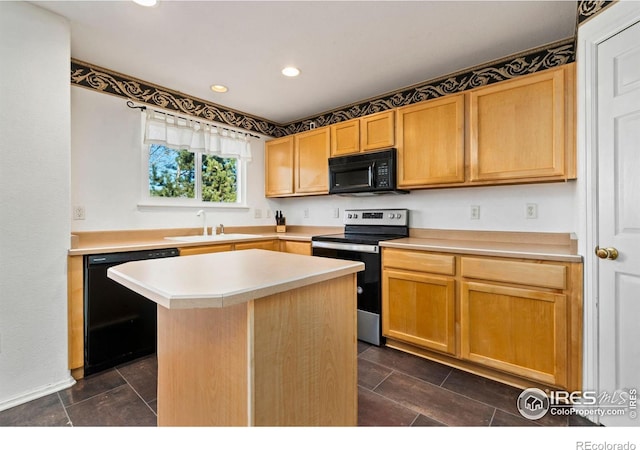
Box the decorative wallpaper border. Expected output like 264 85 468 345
71 2 613 138
70 59 286 137
577 0 615 24
284 38 575 135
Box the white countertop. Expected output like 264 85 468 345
107 249 364 310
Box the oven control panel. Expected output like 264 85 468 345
344 209 409 226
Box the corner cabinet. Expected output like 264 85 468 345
265 128 330 198
469 64 576 182
382 247 583 391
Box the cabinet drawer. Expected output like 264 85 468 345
235 240 278 251
383 248 455 275
461 257 566 290
179 244 233 256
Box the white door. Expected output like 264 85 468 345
596 18 640 427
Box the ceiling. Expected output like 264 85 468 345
33 0 577 125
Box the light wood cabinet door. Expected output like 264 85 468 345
294 127 330 194
265 136 294 197
461 281 568 387
396 94 465 187
279 240 311 256
360 110 395 151
179 244 233 256
235 240 278 251
330 119 360 156
469 65 573 182
383 269 456 355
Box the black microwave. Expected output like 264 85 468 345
328 148 408 196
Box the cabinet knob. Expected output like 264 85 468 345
595 246 619 260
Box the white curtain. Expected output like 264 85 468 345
143 110 252 161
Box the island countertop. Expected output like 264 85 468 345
107 249 364 310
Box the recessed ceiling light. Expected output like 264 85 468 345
133 0 158 7
281 66 301 77
210 84 228 93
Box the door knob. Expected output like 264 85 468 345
595 246 619 260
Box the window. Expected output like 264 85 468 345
140 108 252 207
147 144 239 203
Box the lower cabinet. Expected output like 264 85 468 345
383 269 456 355
279 240 311 256
179 239 279 256
234 240 278 251
382 247 582 391
461 281 568 388
179 244 233 256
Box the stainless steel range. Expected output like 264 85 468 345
311 208 409 345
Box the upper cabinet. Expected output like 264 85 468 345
360 110 395 151
265 136 295 197
395 63 576 190
396 94 465 187
330 110 395 156
330 118 360 156
294 127 330 194
265 127 330 198
468 64 576 183
265 63 576 197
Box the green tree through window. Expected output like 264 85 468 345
148 144 238 203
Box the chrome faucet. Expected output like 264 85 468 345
196 209 208 236
219 224 225 235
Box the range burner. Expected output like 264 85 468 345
311 209 409 346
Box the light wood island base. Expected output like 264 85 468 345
106 249 363 426
157 274 358 426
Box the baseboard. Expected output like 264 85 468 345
0 374 76 412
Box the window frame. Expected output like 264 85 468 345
137 116 249 210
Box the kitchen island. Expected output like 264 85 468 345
107 249 364 426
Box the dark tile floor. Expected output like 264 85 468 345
0 342 597 427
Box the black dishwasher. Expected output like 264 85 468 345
84 248 179 376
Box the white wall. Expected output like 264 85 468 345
71 86 276 232
0 2 75 410
270 182 578 232
73 85 579 234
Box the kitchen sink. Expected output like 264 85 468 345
164 233 262 243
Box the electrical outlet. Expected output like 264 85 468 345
332 208 340 218
303 208 310 219
254 208 262 219
526 203 538 219
73 206 85 220
266 209 271 219
470 205 480 220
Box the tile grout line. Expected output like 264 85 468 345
56 391 74 426
115 367 158 417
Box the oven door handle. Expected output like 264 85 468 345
312 241 379 254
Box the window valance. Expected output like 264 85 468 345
144 110 252 161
